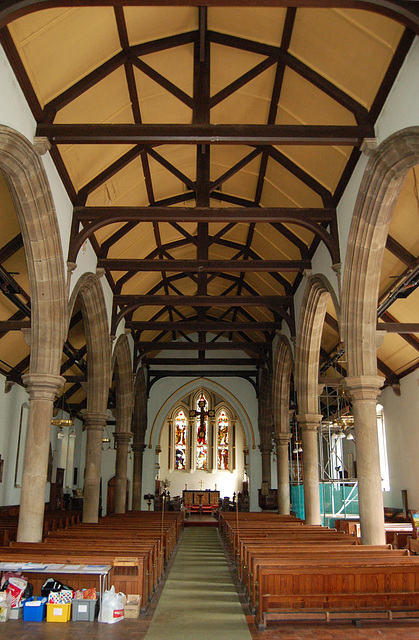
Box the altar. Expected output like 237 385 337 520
183 489 220 514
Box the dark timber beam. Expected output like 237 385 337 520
142 357 259 365
74 206 336 223
126 320 279 331
377 322 419 334
36 123 374 146
99 258 310 272
0 320 30 331
137 341 271 353
115 294 292 307
1 2 418 34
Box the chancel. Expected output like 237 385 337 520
0 1 418 638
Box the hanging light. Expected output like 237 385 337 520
346 432 354 441
69 429 76 439
293 441 303 454
57 428 64 440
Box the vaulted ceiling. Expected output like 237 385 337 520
0 1 418 416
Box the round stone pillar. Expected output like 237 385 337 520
259 445 272 488
344 375 385 545
132 443 147 511
297 413 322 525
17 373 65 542
83 412 108 523
113 431 133 514
273 433 291 515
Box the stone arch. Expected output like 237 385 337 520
0 125 66 374
111 334 133 434
295 274 340 415
133 366 147 445
68 273 111 521
131 366 148 510
149 378 255 451
341 127 419 544
68 272 111 412
342 126 419 377
272 335 294 435
0 126 67 541
272 335 294 514
295 274 340 524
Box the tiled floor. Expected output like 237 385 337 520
5 523 419 639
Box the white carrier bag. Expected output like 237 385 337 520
98 586 126 624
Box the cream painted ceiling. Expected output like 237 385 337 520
0 2 417 416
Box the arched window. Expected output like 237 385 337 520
174 409 187 470
217 410 229 470
196 395 208 470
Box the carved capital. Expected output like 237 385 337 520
360 138 378 156
113 431 133 446
33 136 51 155
22 373 65 402
296 413 323 432
343 375 383 402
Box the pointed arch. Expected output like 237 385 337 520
112 334 133 433
133 366 148 445
0 125 66 374
68 273 111 412
272 335 294 435
149 378 254 451
342 126 419 377
295 274 340 415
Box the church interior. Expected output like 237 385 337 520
0 1 418 637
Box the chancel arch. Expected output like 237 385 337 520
148 379 255 506
342 126 419 545
295 274 341 525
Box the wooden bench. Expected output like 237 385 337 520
255 555 419 629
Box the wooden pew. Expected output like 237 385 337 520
255 554 419 628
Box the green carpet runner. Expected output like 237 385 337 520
145 527 252 640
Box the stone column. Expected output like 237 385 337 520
259 445 272 487
344 375 385 545
17 373 65 542
132 443 147 511
297 413 322 525
273 433 291 515
113 431 133 514
83 412 108 523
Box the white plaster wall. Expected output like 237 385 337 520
0 47 35 141
380 370 419 511
376 37 419 143
0 380 29 505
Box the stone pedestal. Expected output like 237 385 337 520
297 413 322 525
113 431 132 513
344 375 385 545
83 412 108 523
273 433 291 515
17 373 65 542
132 443 146 511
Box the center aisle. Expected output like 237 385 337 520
144 527 253 640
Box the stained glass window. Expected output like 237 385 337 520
174 409 187 470
217 410 229 470
196 395 208 470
